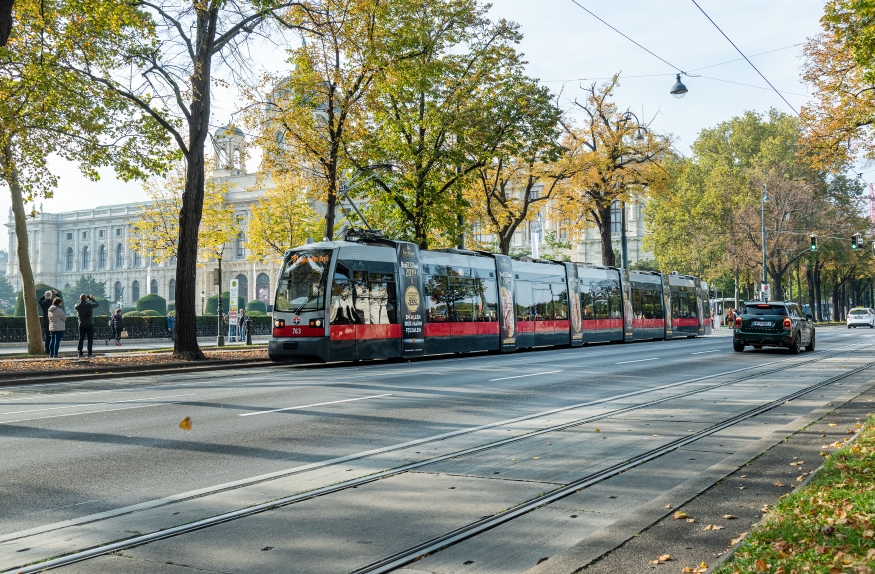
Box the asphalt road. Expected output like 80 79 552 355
1 327 873 574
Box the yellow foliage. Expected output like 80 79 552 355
246 173 322 264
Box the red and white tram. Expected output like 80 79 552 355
268 232 711 363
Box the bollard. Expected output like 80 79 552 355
246 318 252 346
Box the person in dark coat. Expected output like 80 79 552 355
38 289 56 354
74 294 100 358
107 309 125 346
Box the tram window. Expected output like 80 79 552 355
330 264 355 325
425 275 449 322
672 287 697 318
516 282 533 321
533 284 552 321
609 284 622 319
594 297 609 320
552 284 568 320
369 279 395 324
479 278 498 321
581 290 595 320
641 289 662 319
353 271 370 324
449 277 476 322
275 248 330 313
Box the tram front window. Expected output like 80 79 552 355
275 249 332 313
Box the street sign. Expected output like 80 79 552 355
761 283 770 301
229 279 239 324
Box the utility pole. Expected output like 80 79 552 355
761 184 769 301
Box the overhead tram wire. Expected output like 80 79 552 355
688 0 871 187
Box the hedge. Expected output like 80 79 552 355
136 294 167 315
13 283 64 316
205 291 245 315
0 315 272 343
246 300 266 313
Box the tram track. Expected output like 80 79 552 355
4 342 872 573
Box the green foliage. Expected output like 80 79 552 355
247 310 267 317
123 311 142 317
0 275 14 309
70 274 106 298
140 309 162 317
246 300 266 313
205 291 244 315
541 231 572 261
629 259 661 272
136 294 167 315
167 303 175 313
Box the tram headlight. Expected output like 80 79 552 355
309 319 323 328
274 319 285 328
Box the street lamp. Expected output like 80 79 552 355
201 291 205 316
761 184 770 301
670 74 688 98
216 256 224 347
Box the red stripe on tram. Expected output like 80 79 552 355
672 318 699 327
632 318 665 329
582 319 623 330
330 324 402 340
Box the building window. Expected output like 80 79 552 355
99 230 105 238
131 280 140 302
559 219 570 240
257 273 271 304
133 251 141 267
236 274 248 302
168 279 176 302
65 248 73 270
150 279 158 295
236 232 245 257
610 201 623 235
66 232 73 240
98 245 107 269
82 231 88 239
116 228 122 237
114 281 123 302
82 246 90 269
116 244 124 267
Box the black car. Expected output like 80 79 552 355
733 301 815 354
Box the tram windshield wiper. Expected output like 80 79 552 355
292 293 319 315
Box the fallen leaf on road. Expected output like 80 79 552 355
739 486 746 490
797 475 805 482
686 518 696 523
730 532 748 545
773 481 785 487
703 524 724 531
532 456 540 460
672 511 689 520
595 428 600 433
657 554 671 561
829 423 837 426
179 417 192 430
664 504 672 509
740 475 747 478
723 514 737 519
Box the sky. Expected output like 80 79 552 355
0 0 828 224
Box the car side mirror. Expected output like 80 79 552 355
806 314 813 320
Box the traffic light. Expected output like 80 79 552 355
852 234 859 250
810 234 817 251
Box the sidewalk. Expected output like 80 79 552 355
0 336 269 357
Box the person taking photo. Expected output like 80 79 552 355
74 294 100 358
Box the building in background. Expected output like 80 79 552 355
4 127 283 312
0 249 7 276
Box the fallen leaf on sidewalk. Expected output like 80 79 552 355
672 511 689 520
773 481 785 487
723 514 738 519
797 475 805 481
657 554 671 561
686 518 696 523
703 524 724 530
664 504 672 509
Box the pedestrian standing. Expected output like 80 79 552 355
107 309 125 346
726 307 736 330
237 309 247 342
47 297 66 358
38 289 56 354
166 310 175 342
74 294 100 358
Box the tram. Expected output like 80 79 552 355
268 231 711 363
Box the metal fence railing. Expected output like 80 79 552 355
0 320 271 344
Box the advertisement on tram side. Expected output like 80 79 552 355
397 242 425 357
565 262 583 344
660 274 673 338
495 255 516 351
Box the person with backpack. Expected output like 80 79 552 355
74 294 100 358
47 297 66 358
106 309 125 346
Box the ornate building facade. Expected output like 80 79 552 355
4 127 285 311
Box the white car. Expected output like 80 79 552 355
847 308 875 328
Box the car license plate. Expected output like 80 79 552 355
752 321 771 327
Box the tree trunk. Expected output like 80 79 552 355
814 260 822 321
2 139 45 354
173 6 217 360
0 0 12 47
807 266 815 319
596 203 615 266
324 168 337 241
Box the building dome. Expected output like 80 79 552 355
214 125 245 139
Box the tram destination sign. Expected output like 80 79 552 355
397 242 425 358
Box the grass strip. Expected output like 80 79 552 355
715 414 875 574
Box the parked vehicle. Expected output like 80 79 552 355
733 301 815 354
846 307 875 329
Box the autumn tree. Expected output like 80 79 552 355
61 0 312 359
558 75 673 266
129 163 241 264
354 0 559 249
246 173 321 263
801 0 875 170
0 0 170 354
247 0 400 241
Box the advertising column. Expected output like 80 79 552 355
494 255 516 352
229 278 239 342
397 242 424 358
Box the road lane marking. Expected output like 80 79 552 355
488 370 562 382
691 350 721 355
615 358 659 364
238 393 393 417
0 393 196 416
0 403 182 424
